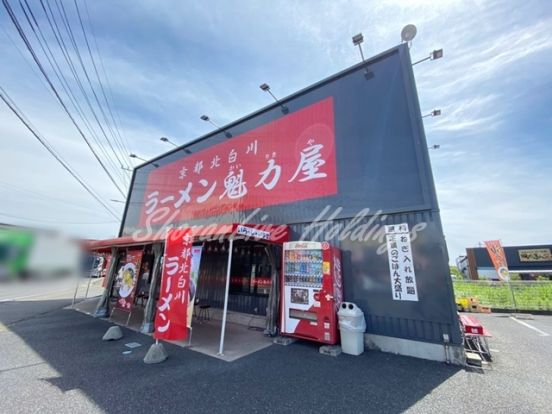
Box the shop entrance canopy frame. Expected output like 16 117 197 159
86 223 290 356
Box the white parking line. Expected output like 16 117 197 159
0 289 71 303
510 316 550 337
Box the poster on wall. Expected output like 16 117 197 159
385 223 418 301
115 249 143 311
187 246 203 328
154 228 193 341
484 240 509 281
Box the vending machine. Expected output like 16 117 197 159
281 241 343 344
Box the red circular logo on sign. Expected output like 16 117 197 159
321 242 330 250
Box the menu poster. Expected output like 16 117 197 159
115 249 143 312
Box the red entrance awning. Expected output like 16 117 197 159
86 223 290 251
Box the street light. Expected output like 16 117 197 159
129 153 158 167
412 49 444 66
428 144 440 150
200 115 232 138
160 136 178 147
422 109 442 118
259 83 288 114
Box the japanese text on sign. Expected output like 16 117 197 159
140 98 337 225
154 228 193 341
385 223 419 301
236 225 271 240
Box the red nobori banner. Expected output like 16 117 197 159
140 97 337 225
115 249 143 312
154 228 193 341
484 240 510 281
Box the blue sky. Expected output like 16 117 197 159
1 0 551 263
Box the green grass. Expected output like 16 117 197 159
453 281 552 311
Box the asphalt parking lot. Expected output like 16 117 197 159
0 294 551 413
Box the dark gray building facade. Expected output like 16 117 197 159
119 44 463 363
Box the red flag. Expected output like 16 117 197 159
154 228 193 341
484 240 509 281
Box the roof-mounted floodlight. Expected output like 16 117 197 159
259 83 288 114
200 115 232 138
352 33 365 61
129 153 158 167
412 49 444 66
352 32 374 79
430 49 444 60
422 109 442 118
160 136 178 147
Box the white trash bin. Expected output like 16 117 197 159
338 302 366 356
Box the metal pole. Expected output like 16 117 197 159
218 238 234 355
508 280 518 314
73 257 94 306
84 266 94 300
412 55 430 66
71 277 80 307
357 44 365 61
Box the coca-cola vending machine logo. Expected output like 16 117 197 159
333 255 343 312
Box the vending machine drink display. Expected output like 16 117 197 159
281 241 343 344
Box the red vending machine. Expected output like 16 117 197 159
281 241 343 344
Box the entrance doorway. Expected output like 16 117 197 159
196 239 274 317
185 238 281 361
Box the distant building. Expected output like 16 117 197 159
460 244 552 280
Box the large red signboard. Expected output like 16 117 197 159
140 97 337 226
154 228 193 341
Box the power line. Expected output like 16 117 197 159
2 0 125 196
73 0 131 168
82 0 133 161
0 85 120 220
17 0 128 188
0 212 118 225
51 0 131 172
0 180 120 217
16 0 127 186
0 24 50 92
37 0 129 183
35 0 129 185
